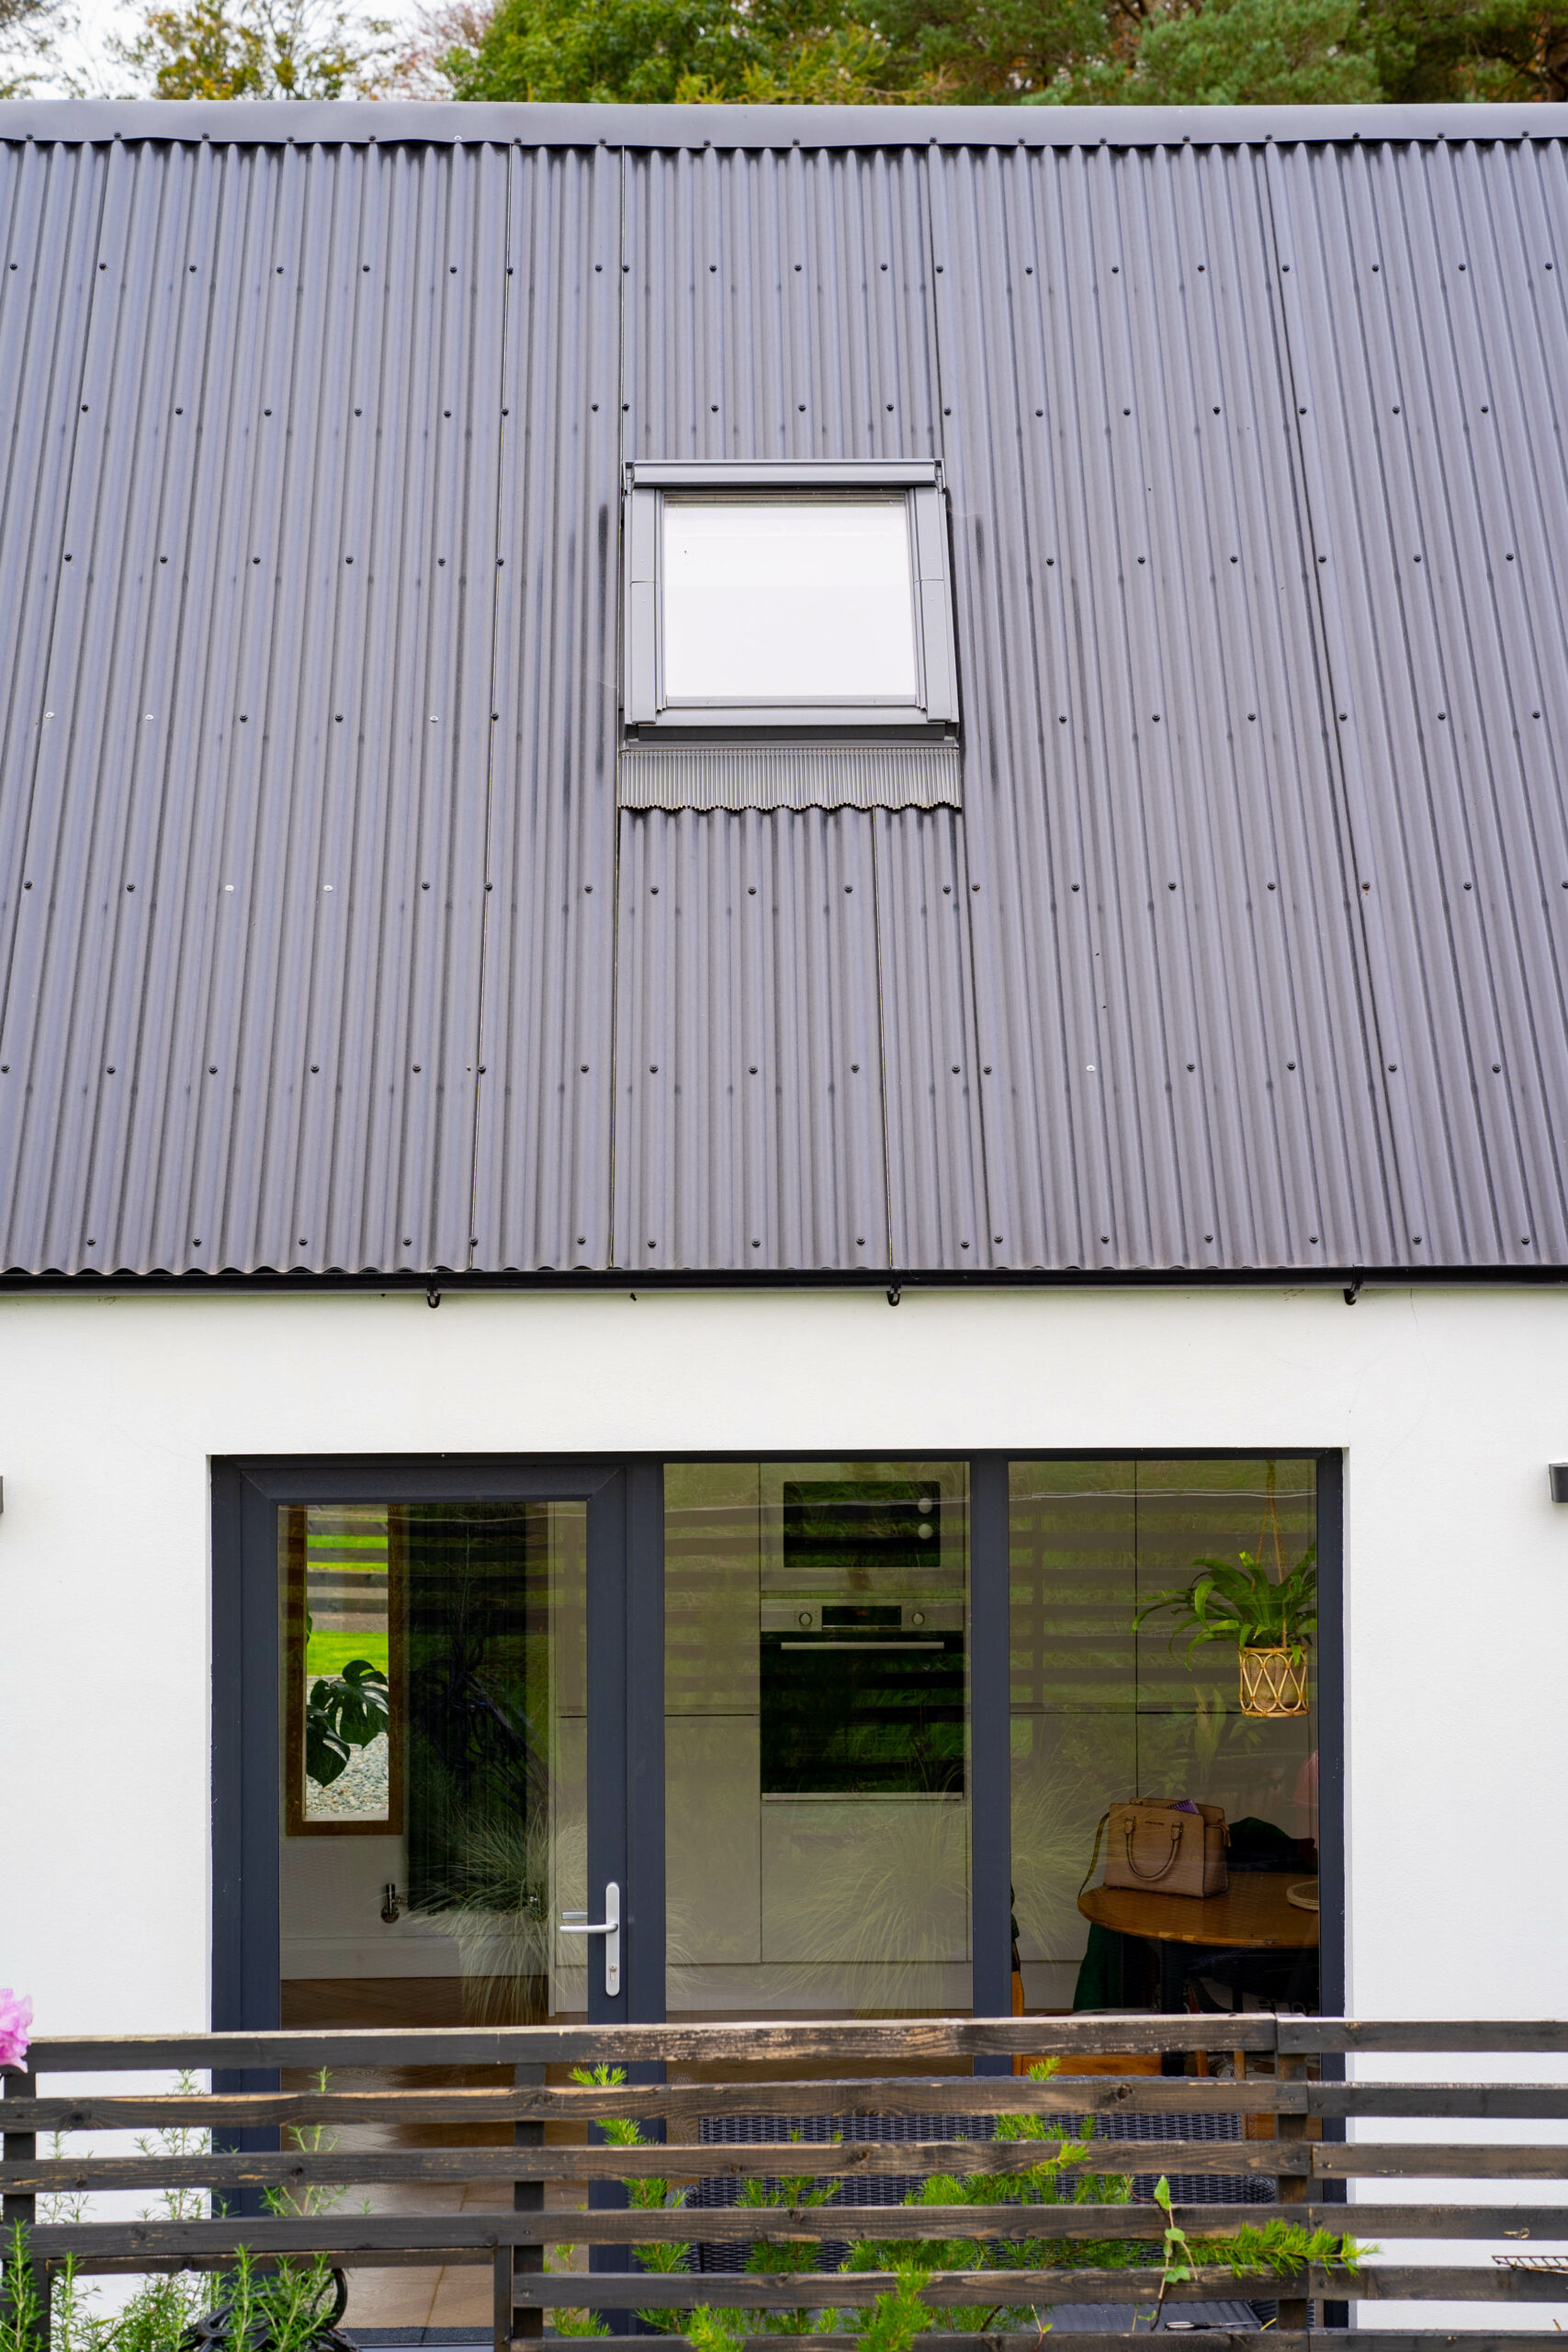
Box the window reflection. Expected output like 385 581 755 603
665 1460 970 2019
1009 1460 1319 2021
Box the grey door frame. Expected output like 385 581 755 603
210 1455 666 2039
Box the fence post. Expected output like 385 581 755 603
2 2064 48 2352
1274 2051 1308 2346
507 2060 546 2352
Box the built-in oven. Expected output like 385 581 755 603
760 1478 965 1796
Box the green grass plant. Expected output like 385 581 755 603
555 2062 1365 2343
1 2071 360 2352
303 1630 389 1681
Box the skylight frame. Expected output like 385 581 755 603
623 460 958 736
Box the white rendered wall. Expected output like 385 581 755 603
3 1275 1566 2036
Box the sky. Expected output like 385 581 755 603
29 0 138 95
22 0 418 96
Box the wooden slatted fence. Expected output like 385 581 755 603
5 2018 1568 2352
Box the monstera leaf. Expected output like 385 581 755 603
305 1714 354 1787
305 1659 390 1786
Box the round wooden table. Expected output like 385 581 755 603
1079 1871 1319 2037
1078 1871 1319 1952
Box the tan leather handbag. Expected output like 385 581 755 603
1085 1799 1229 1900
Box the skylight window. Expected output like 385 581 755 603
661 499 919 703
622 461 958 741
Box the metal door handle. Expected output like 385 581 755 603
559 1880 621 1996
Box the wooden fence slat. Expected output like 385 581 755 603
26 2255 1568 2303
21 2081 1568 2132
0 2142 1314 2193
576 2336 1304 2352
31 2017 1568 2075
1309 2088 1568 2121
1280 2021 1568 2055
581 2336 1567 2352
1314 2145 1568 2179
479 2269 1347 2308
19 2199 1517 2257
0 2078 1311 2132
22 2018 1280 2073
505 2269 1568 2309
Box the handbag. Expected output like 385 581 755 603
1082 1798 1229 1900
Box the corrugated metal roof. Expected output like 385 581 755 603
0 103 1564 1278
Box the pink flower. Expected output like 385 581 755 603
0 1989 33 2069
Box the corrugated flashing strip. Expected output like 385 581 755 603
618 740 962 813
3 1265 1565 1295
3 99 1567 150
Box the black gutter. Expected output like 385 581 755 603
0 1261 1564 1295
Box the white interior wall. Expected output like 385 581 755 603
4 1277 1568 2040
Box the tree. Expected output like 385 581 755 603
112 0 395 96
1364 0 1568 97
434 0 925 101
439 0 735 102
1039 0 1381 103
864 0 1103 100
0 0 64 96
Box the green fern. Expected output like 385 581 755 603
1133 1544 1317 1662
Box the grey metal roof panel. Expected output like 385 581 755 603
874 806 991 1269
612 808 890 1272
1269 133 1568 1269
471 143 621 1275
621 141 942 466
931 137 1398 1271
0 134 503 1274
1 110 1566 1279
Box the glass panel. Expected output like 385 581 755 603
285 1508 399 1829
666 1460 969 2020
277 1498 590 2335
1010 1459 1319 2021
662 499 919 701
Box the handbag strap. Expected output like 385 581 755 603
1078 1810 1111 1900
1121 1819 1183 1882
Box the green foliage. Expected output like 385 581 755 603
1133 1544 1317 1665
414 0 1568 109
1203 2215 1368 2279
3 2072 361 2352
565 2066 695 2332
1364 0 1568 95
1041 0 1379 103
4 2221 345 2352
109 0 395 96
567 2057 1370 2346
304 1658 389 1789
436 0 921 101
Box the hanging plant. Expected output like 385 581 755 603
1134 1551 1315 1717
1133 1483 1316 1721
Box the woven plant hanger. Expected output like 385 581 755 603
1237 1460 1309 1718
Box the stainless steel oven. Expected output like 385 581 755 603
759 1479 965 1796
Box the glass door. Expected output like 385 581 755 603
217 1461 660 2342
277 1498 592 2031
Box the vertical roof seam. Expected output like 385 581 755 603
1260 137 1406 1261
0 141 106 1084
466 139 519 1278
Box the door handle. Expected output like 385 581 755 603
559 1880 621 1996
